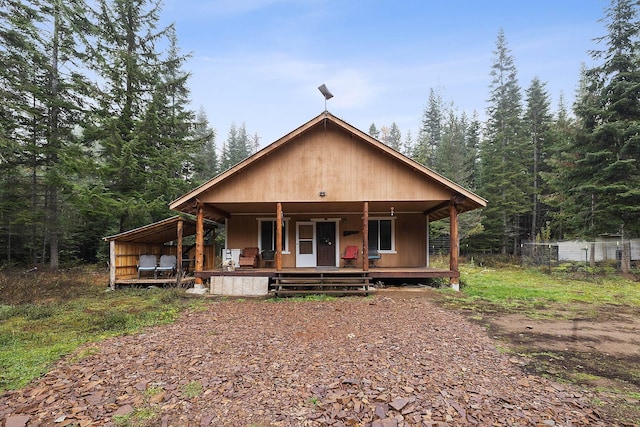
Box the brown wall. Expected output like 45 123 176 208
226 213 427 268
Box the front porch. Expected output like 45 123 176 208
198 266 458 297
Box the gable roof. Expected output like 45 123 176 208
170 112 486 222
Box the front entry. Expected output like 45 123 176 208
316 221 336 267
296 222 316 267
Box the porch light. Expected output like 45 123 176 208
390 206 395 217
319 191 326 197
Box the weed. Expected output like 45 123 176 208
181 381 203 399
112 406 159 427
144 385 164 398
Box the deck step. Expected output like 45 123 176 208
271 271 372 297
270 288 374 297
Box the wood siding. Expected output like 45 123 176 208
111 242 215 280
198 122 452 204
227 213 427 268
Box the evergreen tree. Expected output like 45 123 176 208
568 0 640 237
0 0 90 267
541 93 578 239
387 122 402 151
523 77 553 241
0 0 45 264
414 87 443 167
84 0 181 233
478 29 528 254
136 26 199 221
368 123 380 139
465 112 482 190
192 107 217 182
220 122 252 171
402 130 413 156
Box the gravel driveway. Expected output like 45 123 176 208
1 295 611 426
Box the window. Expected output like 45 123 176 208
258 219 289 253
368 218 395 252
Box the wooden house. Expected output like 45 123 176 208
169 112 486 295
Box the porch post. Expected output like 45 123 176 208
195 202 204 286
363 201 369 272
449 200 460 291
426 214 430 268
276 202 283 271
176 217 184 287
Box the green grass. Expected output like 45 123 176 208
444 265 640 314
181 380 203 399
0 269 205 391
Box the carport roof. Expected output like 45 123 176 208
103 216 217 244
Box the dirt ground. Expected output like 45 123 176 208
1 286 638 426
381 287 640 426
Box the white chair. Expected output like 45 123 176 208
138 255 157 278
156 255 177 277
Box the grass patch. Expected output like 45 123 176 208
440 265 640 315
267 294 338 302
0 268 206 391
112 406 160 427
181 380 203 399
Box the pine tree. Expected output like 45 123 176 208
368 123 380 139
84 0 179 232
387 123 402 151
541 93 578 239
414 88 443 167
135 26 199 221
220 122 253 171
0 0 90 267
0 0 45 263
524 77 553 241
478 29 528 254
569 0 640 237
402 130 413 156
192 107 217 182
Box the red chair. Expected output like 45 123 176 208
341 245 358 267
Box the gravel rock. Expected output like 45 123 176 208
0 297 613 425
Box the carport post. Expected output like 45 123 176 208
449 200 459 291
109 240 116 290
176 217 184 286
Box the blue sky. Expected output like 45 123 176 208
160 0 607 146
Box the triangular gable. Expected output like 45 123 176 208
170 112 486 220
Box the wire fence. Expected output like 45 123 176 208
521 239 639 272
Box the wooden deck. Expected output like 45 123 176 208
114 275 196 287
197 267 458 280
197 267 456 297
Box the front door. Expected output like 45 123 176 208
316 222 336 266
296 222 316 267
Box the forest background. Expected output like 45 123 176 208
1 0 639 269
